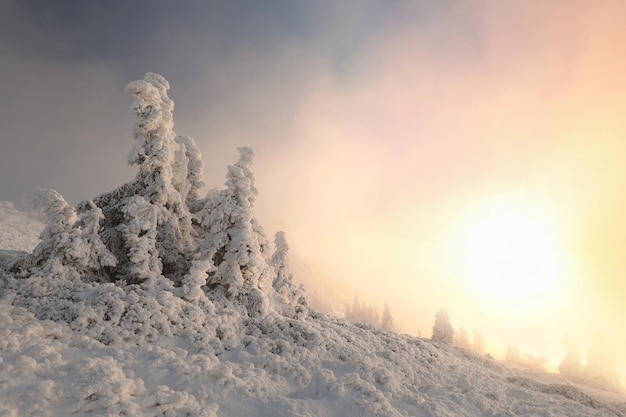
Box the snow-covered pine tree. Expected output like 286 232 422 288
197 147 273 317
381 303 394 331
559 337 582 382
125 72 194 275
505 342 522 365
345 295 361 322
431 308 454 344
119 195 162 282
14 189 116 281
81 72 203 282
270 231 308 319
174 135 205 208
583 334 622 392
74 200 118 280
456 327 472 350
473 330 486 355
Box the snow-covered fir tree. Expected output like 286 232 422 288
473 330 486 356
456 327 472 350
505 342 522 366
381 303 394 331
584 334 622 392
196 147 273 317
345 295 382 327
431 309 454 344
270 231 308 319
559 337 583 382
10 189 116 281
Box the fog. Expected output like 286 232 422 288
1 0 626 381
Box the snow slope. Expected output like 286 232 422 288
1 204 625 417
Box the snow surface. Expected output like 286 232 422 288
3 200 626 417
2 73 626 417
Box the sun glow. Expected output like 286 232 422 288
460 198 568 315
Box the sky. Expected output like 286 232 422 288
1 0 626 377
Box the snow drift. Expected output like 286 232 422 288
1 73 625 416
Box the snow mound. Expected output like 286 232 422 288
0 201 44 252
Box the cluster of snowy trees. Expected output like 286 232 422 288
5 73 307 320
504 343 548 372
503 336 622 392
559 336 622 392
430 309 487 356
344 296 395 331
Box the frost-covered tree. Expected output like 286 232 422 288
197 147 273 317
583 334 622 392
473 330 486 355
8 72 309 322
431 309 454 344
125 72 178 206
559 337 583 382
505 342 522 365
181 259 212 302
381 303 394 331
73 200 118 280
174 135 205 207
525 354 547 372
125 73 196 272
13 189 116 281
120 196 162 282
345 295 381 327
82 73 205 281
456 327 472 350
270 231 308 319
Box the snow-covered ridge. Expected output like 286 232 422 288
1 73 625 416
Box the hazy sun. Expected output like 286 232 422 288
460 199 566 313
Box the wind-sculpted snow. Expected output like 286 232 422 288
1 73 625 416
0 201 44 253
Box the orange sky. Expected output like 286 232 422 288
247 1 626 375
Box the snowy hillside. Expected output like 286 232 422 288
1 73 625 417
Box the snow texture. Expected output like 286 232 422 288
1 73 625 416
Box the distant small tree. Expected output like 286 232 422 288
583 334 622 392
345 295 360 322
505 342 522 365
524 354 548 372
473 330 486 355
381 303 394 331
345 295 384 327
456 327 472 350
432 309 454 344
559 337 583 382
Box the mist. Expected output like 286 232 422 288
1 0 626 383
